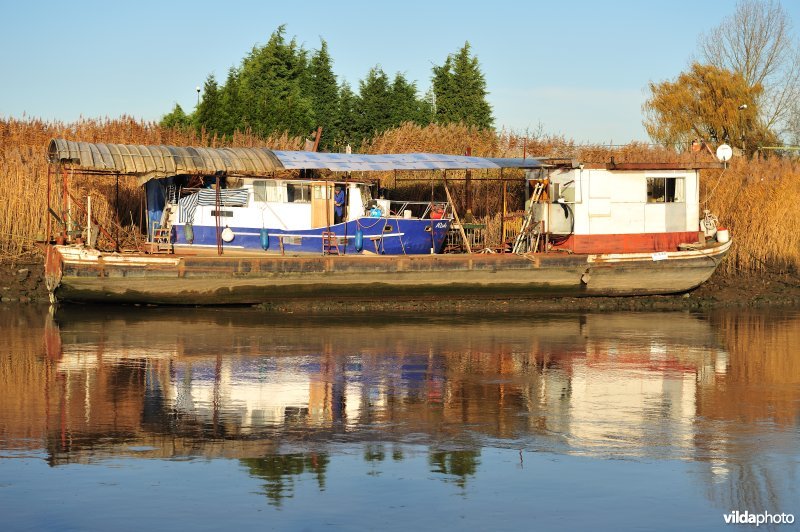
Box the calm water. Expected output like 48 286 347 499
1 305 798 531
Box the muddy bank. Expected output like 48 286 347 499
0 258 47 303
2 259 798 313
256 271 800 315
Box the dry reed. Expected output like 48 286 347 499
1 118 798 277
0 117 304 256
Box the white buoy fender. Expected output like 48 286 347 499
221 226 235 242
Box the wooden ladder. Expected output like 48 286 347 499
150 205 174 254
322 231 340 255
512 181 546 254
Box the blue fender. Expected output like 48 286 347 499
260 228 269 250
355 229 364 252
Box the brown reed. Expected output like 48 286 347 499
1 118 797 277
0 117 304 256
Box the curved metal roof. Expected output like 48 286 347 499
48 139 283 185
48 139 542 184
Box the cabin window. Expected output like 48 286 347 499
647 177 684 203
253 180 281 203
313 185 330 200
287 184 311 203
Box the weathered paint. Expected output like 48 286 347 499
551 231 702 254
46 240 731 305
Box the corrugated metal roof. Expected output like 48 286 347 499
48 139 283 185
48 139 542 184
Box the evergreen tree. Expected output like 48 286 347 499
218 67 243 136
159 103 193 130
195 74 221 135
307 39 340 150
355 67 394 141
432 42 493 129
237 25 314 138
336 81 359 149
390 73 427 126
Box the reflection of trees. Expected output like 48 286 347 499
364 443 386 462
241 453 329 507
428 450 480 489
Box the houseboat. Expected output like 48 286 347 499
43 139 731 305
167 178 450 256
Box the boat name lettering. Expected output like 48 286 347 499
651 252 668 261
435 222 447 229
211 210 233 218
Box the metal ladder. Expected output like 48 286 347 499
512 181 546 254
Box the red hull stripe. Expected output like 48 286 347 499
551 231 702 254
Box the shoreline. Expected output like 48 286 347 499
2 259 798 313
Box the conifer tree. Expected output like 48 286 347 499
218 67 242 136
237 25 314 138
159 104 192 130
307 39 340 150
431 42 493 129
390 73 427 126
195 74 221 136
336 81 359 149
355 67 394 141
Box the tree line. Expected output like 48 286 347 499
161 25 493 151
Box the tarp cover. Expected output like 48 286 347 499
48 139 542 184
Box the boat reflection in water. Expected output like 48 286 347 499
1 306 798 518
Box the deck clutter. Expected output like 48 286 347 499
43 139 731 305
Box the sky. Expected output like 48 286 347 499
1 0 798 144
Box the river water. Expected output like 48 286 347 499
1 305 798 531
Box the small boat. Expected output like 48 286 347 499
43 139 732 305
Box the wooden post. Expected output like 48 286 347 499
443 171 472 254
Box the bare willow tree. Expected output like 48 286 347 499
698 0 800 141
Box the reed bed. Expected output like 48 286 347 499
0 117 304 256
700 310 800 425
1 117 798 277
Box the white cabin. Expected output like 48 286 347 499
528 165 702 254
171 179 374 231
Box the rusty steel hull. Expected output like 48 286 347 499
45 241 732 305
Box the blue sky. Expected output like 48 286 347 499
1 0 798 143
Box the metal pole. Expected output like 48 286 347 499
87 195 92 248
215 176 222 255
464 147 472 219
115 174 120 252
501 175 507 253
46 166 52 244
